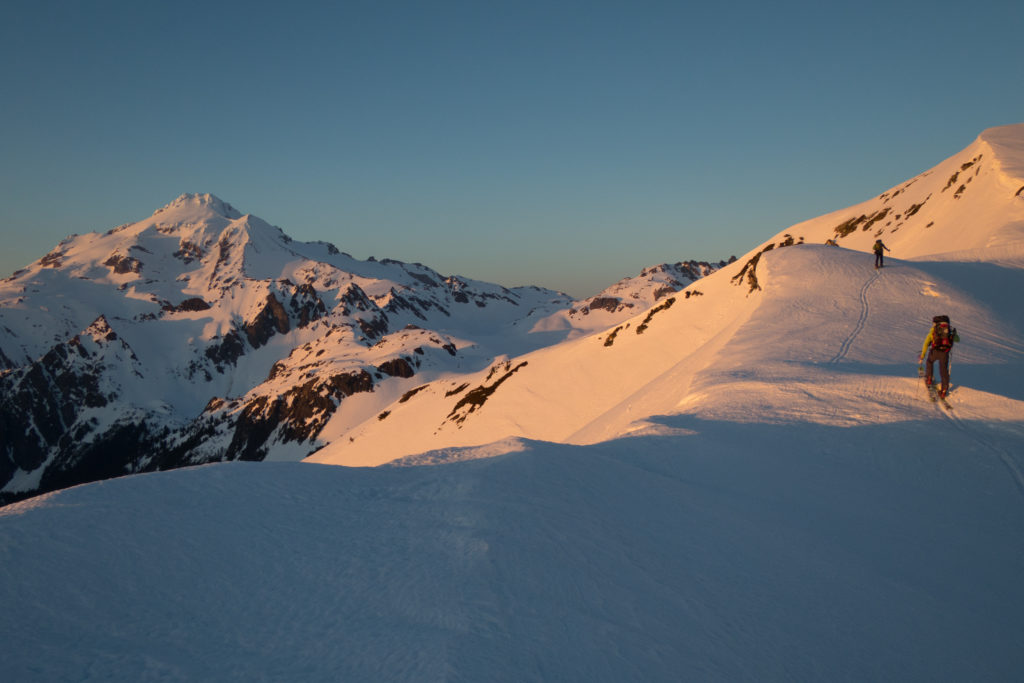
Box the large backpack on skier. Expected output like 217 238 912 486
931 315 956 352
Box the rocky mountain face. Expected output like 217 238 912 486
571 260 734 315
526 258 734 339
0 194 722 503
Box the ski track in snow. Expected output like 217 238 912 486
827 268 879 364
938 397 1024 502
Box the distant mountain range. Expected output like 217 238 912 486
0 193 730 503
5 123 1024 503
3 125 1023 681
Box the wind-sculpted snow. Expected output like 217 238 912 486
3 420 1024 681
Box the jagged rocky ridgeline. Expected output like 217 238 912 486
0 193 725 504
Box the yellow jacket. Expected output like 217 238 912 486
920 327 960 359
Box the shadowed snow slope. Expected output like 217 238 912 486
4 244 1024 683
3 426 1024 681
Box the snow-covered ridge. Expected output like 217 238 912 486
4 234 1024 679
747 122 1024 265
0 192 723 503
154 192 243 220
979 123 1024 181
530 259 734 338
307 123 1024 467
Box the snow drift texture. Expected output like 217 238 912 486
2 124 1024 681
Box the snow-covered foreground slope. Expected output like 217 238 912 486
4 243 1023 681
4 423 1024 681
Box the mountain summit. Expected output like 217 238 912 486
157 192 244 220
0 194 723 502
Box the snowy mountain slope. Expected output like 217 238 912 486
0 194 725 503
0 193 575 501
311 241 1024 467
760 123 1024 261
4 129 1024 681
0 193 569 373
309 258 758 466
530 258 734 339
3 420 1023 681
4 256 1024 681
310 125 1024 467
670 247 1024 467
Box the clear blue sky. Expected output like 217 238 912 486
2 0 1021 297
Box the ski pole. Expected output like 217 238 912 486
948 350 953 394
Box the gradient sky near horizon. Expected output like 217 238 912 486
2 0 1021 298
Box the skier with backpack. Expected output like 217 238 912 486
919 315 959 400
873 239 890 268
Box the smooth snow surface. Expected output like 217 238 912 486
4 430 1024 681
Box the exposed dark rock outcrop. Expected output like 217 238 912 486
377 357 416 378
204 331 246 370
357 315 389 340
589 297 626 313
636 298 675 334
604 325 625 347
339 284 374 314
732 236 802 292
39 249 65 268
163 297 212 313
0 317 139 498
173 240 205 263
244 293 291 348
291 284 328 327
223 370 376 461
104 254 143 274
0 345 15 371
448 361 528 425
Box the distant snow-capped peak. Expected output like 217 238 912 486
155 193 243 220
